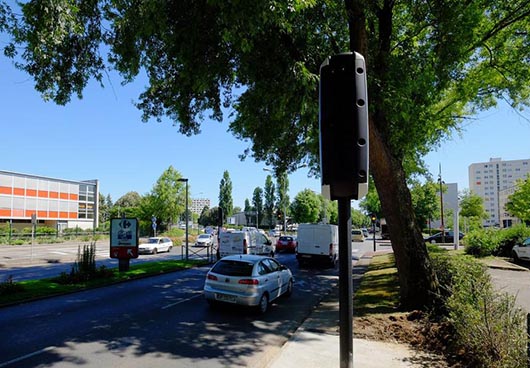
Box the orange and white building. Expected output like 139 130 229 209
0 170 99 231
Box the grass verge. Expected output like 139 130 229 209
0 259 209 307
353 254 400 315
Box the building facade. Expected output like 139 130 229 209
191 198 210 215
0 170 99 231
468 157 530 227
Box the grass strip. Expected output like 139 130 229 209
0 259 210 307
353 254 400 315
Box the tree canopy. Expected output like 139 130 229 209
3 0 530 309
506 176 530 223
218 170 233 218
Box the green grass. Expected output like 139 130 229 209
353 254 400 315
0 259 209 307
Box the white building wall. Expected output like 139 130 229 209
469 157 530 227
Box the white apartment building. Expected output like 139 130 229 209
191 198 211 215
469 157 530 227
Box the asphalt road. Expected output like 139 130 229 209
0 250 349 368
489 266 530 313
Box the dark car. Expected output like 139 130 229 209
425 231 464 244
276 236 297 253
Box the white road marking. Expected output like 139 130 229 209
161 294 203 310
0 346 56 367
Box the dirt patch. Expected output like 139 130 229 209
354 311 467 368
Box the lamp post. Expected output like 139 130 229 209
178 178 189 260
438 164 445 244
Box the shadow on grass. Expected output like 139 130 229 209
353 254 401 316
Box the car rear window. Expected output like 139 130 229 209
211 260 254 276
279 236 293 241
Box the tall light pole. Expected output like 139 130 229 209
178 178 189 260
438 164 445 244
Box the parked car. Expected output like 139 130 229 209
352 229 365 242
195 233 214 247
276 236 297 253
424 231 465 244
138 237 173 254
203 254 294 313
361 228 369 238
512 237 530 263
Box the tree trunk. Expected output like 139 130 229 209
369 117 439 309
346 0 439 311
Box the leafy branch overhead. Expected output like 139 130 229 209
3 0 530 309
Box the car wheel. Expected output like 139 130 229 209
284 279 293 297
153 248 158 254
257 293 269 314
430 239 437 244
167 246 172 252
512 251 520 264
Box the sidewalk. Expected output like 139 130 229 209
267 255 447 368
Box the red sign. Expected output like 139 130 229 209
110 246 138 259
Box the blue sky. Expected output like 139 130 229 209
1 53 529 209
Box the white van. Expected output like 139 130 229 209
217 229 275 259
296 223 339 267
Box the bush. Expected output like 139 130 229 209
494 224 530 257
53 242 113 284
463 229 499 257
35 226 57 235
430 253 528 367
0 275 24 296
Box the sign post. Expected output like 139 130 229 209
110 217 139 272
319 52 369 368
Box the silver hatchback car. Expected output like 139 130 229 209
203 254 294 313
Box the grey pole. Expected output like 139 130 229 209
338 198 353 368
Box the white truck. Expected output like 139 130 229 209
296 223 339 267
217 229 275 259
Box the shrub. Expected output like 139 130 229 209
494 224 530 257
35 226 57 235
463 229 498 257
430 253 528 367
53 242 114 285
0 275 24 296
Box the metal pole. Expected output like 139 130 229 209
439 163 445 244
372 221 376 252
185 181 189 260
338 198 353 368
283 180 287 234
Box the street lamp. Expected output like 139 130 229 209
438 164 445 244
178 178 189 260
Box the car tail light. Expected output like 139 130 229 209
207 274 218 281
238 279 259 285
243 239 248 254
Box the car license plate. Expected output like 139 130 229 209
301 255 312 258
216 293 236 303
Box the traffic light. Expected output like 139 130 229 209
371 214 376 223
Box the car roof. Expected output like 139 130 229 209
219 254 270 263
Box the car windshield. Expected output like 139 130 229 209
198 234 210 239
211 260 254 277
147 238 159 244
279 236 292 241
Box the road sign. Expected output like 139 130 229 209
110 218 139 259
